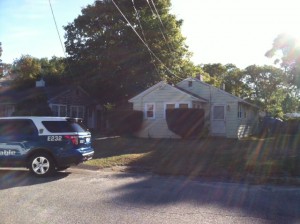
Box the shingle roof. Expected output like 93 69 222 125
0 86 95 105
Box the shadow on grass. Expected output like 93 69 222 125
92 135 300 181
0 168 70 190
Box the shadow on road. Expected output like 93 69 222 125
109 173 300 223
0 169 70 190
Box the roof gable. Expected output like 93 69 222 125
177 78 258 108
129 81 207 102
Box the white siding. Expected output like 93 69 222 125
130 83 203 138
130 79 259 139
177 79 258 138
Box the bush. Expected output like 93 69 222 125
107 110 143 135
166 108 205 138
282 118 300 135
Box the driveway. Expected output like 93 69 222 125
0 167 299 224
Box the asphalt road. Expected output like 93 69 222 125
0 167 300 224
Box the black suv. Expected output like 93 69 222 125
0 117 94 176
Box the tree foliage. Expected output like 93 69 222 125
64 0 196 104
11 55 67 89
201 63 250 98
243 65 288 117
265 33 300 87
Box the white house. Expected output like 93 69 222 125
129 77 259 139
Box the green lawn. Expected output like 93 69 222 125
85 135 300 182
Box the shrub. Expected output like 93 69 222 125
282 118 300 135
107 110 143 135
166 108 205 138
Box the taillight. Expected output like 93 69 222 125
64 135 79 145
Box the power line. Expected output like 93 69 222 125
131 0 160 76
48 0 66 57
48 0 74 79
111 0 183 80
148 0 184 73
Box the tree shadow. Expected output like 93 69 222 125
0 168 70 190
107 173 300 223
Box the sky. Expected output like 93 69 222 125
1 0 300 69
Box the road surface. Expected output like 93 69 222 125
0 168 299 224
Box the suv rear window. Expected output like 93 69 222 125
42 121 88 133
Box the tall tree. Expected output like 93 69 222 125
64 0 195 104
265 33 300 87
201 63 250 98
243 65 288 117
11 55 67 89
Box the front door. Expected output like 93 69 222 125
211 105 226 136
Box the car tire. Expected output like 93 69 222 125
56 166 70 171
29 153 56 177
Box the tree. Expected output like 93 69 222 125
243 65 288 117
11 55 67 89
64 0 196 104
265 33 300 87
201 63 250 98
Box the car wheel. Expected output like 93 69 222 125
29 153 55 177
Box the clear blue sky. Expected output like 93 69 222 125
1 0 300 68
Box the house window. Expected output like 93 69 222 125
213 106 225 120
145 103 155 119
51 104 67 117
0 104 15 116
244 107 247 118
238 104 242 118
164 102 191 118
70 106 85 118
179 103 189 109
192 102 201 109
166 103 176 110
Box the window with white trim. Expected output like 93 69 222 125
51 104 67 117
179 103 189 109
164 102 191 118
145 103 155 119
70 106 85 118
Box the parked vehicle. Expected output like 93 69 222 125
0 117 94 177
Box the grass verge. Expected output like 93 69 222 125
85 136 300 183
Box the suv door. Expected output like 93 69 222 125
0 119 38 166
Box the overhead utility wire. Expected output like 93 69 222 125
111 0 182 80
131 0 160 76
48 0 74 78
148 0 183 73
145 0 172 53
48 0 67 57
150 0 175 50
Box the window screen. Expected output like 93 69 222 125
213 106 225 120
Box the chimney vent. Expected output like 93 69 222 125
197 74 203 81
36 78 45 87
